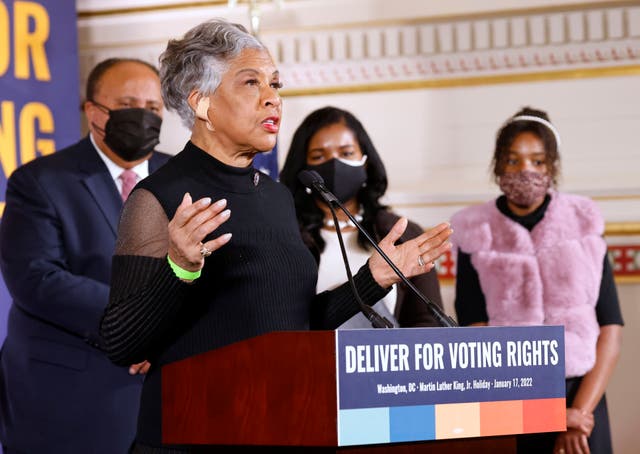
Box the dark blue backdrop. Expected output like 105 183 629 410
253 140 279 180
0 0 80 346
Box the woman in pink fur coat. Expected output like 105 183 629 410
450 107 623 454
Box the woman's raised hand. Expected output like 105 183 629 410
369 218 452 289
167 192 232 272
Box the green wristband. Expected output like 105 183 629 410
167 255 201 281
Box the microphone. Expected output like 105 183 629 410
299 170 393 329
298 170 457 328
298 170 337 203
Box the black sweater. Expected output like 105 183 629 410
100 142 389 450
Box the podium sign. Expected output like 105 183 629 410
336 325 566 446
161 327 565 448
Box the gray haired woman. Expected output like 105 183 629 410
100 18 452 452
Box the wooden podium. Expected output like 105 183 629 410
162 328 565 452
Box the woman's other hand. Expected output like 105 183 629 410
553 408 594 454
167 192 232 271
566 407 595 436
369 218 452 288
554 428 590 454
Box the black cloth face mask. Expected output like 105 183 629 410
92 103 162 162
306 156 367 204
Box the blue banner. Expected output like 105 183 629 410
336 326 566 445
0 0 80 344
337 325 565 409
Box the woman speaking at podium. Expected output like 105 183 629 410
99 18 452 452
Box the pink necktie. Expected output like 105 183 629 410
119 169 138 201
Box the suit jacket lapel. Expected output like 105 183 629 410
78 139 122 236
79 141 169 236
148 153 165 173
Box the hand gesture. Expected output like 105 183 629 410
167 193 232 275
369 218 452 288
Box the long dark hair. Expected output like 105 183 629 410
280 106 388 261
491 106 561 186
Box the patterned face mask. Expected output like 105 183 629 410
498 170 551 207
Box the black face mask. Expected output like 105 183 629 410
306 157 367 204
93 104 162 161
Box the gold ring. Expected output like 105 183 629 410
417 255 425 267
199 244 212 257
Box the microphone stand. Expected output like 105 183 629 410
327 197 458 328
326 202 394 329
298 169 457 328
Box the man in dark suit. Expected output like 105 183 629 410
0 58 171 454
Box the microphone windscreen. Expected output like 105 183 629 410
297 170 324 188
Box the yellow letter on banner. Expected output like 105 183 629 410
0 2 9 77
20 102 55 164
14 1 51 81
0 101 18 179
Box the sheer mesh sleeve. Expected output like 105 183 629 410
115 188 169 257
101 188 190 366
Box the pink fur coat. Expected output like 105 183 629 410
451 192 606 378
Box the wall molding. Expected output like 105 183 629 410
77 3 640 94
262 4 640 94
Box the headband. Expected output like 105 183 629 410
509 115 561 148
